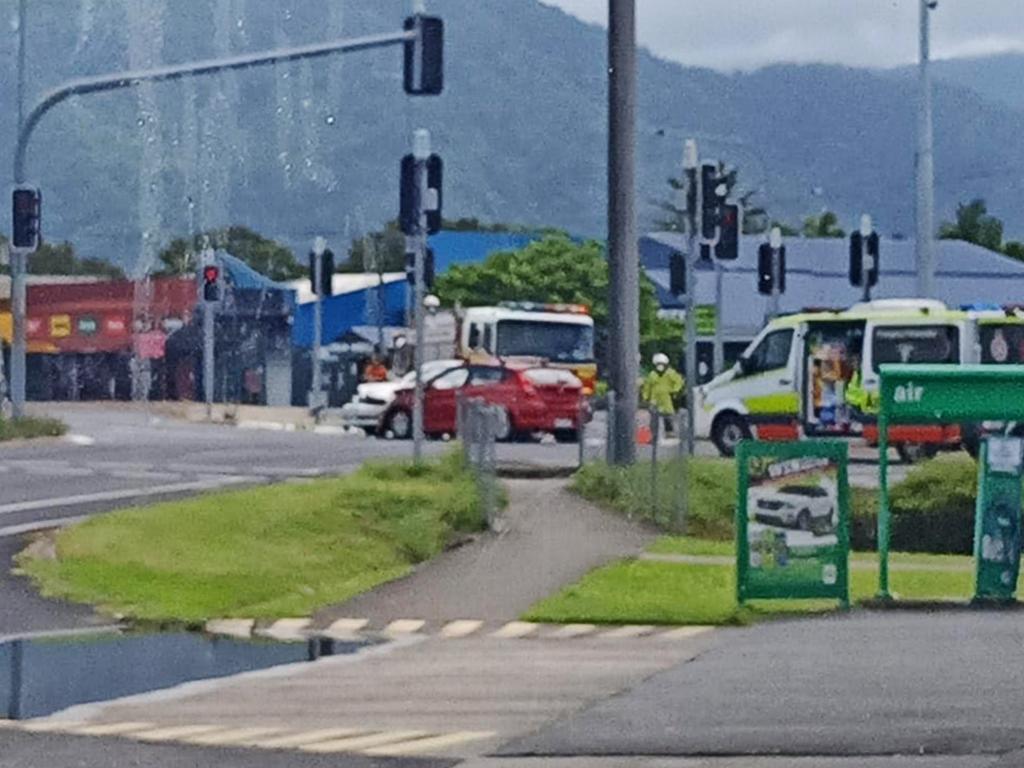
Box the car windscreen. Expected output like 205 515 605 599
871 325 959 372
495 320 594 363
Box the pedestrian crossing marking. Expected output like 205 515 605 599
19 720 86 733
364 730 497 756
325 617 368 637
300 729 429 753
441 619 484 637
657 625 714 640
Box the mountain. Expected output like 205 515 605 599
3 0 1024 272
927 53 1024 114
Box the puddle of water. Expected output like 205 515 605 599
0 631 364 720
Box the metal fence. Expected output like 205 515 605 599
457 395 502 530
603 390 690 533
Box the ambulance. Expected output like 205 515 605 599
694 299 980 459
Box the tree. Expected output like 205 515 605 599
434 234 677 347
938 198 1004 252
653 164 770 235
801 210 845 238
157 226 303 281
1004 241 1024 263
0 235 124 278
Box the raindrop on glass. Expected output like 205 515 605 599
325 114 336 126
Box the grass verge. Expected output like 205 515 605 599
524 539 974 626
0 416 66 441
19 452 487 622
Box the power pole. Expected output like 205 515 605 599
683 139 699 458
916 0 936 298
411 129 431 464
607 0 639 465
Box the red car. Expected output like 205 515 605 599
380 363 586 442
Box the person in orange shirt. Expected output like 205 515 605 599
363 355 389 383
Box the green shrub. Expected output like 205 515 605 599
0 416 67 441
851 454 978 555
576 452 982 555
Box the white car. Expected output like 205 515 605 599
751 484 835 534
339 359 463 432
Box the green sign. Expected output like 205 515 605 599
695 305 716 335
974 437 1023 602
736 440 850 606
77 316 98 336
880 364 1024 423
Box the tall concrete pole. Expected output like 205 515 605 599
311 236 326 409
412 129 430 464
607 0 639 465
916 0 935 298
10 0 28 418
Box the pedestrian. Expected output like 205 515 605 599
363 354 390 383
641 353 685 436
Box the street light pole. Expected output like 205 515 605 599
311 236 326 410
607 0 639 466
916 0 936 298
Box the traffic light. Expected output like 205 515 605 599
12 186 41 251
308 249 334 296
865 231 879 287
669 250 686 295
406 248 436 289
715 202 740 260
403 15 444 96
850 227 880 288
758 243 773 295
757 243 786 295
399 153 443 236
202 264 220 302
700 163 726 240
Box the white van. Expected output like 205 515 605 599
695 300 977 458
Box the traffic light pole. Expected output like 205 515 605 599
411 130 430 465
861 235 871 303
9 26 419 420
683 142 698 459
312 247 324 410
203 297 215 419
713 261 724 377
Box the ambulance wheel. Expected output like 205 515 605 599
712 413 751 457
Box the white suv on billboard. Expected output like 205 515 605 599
752 484 836 535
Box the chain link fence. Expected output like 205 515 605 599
457 394 502 530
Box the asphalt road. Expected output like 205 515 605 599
500 610 1024 762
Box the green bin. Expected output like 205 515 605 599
974 437 1024 602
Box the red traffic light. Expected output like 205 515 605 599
203 265 219 283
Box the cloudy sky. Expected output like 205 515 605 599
542 1 1024 71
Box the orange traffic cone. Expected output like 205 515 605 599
636 424 652 445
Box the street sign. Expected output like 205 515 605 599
736 440 850 606
134 330 167 360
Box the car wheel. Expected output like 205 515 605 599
797 509 812 532
492 406 512 442
386 409 412 440
896 442 937 464
712 412 751 457
554 428 580 444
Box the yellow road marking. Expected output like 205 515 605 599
325 618 369 636
70 722 155 736
383 619 426 635
132 725 226 742
656 626 714 640
248 728 369 749
491 621 539 638
441 620 484 638
365 730 497 756
550 623 597 638
600 625 655 639
19 721 84 733
300 730 430 753
184 726 286 746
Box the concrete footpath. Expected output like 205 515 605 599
313 477 656 628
